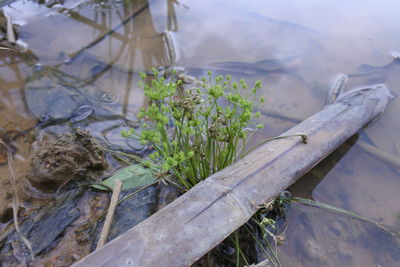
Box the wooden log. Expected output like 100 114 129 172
264 97 400 170
72 84 392 267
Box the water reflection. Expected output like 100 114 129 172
1 0 183 146
0 0 399 265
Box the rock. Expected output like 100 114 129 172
25 66 104 122
106 185 158 242
23 65 148 154
26 129 108 193
0 188 82 262
89 185 158 251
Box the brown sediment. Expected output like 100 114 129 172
0 129 112 265
0 145 7 164
26 129 108 194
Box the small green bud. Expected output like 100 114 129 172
254 80 262 89
162 163 170 171
121 128 134 137
167 157 175 166
232 82 238 90
240 79 247 89
175 121 182 128
121 130 128 137
162 142 168 151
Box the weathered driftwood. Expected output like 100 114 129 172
72 84 392 267
265 104 400 171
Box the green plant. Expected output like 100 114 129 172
120 70 303 266
122 70 264 190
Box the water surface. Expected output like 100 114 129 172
1 0 399 265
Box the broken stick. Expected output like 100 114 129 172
96 179 123 250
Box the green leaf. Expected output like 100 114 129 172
92 164 157 191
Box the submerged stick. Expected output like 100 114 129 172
357 141 400 170
291 197 399 237
96 179 123 250
72 84 392 267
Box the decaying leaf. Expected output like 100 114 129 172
93 165 157 191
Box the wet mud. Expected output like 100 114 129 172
26 130 108 194
0 130 110 266
0 129 174 266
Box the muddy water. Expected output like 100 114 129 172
0 0 399 266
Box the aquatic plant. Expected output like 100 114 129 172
120 69 296 266
122 70 264 190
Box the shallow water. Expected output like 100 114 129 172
0 0 399 265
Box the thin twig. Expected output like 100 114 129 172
242 134 307 157
0 46 19 52
0 139 35 260
96 179 123 249
5 13 16 44
357 141 400 170
291 197 399 237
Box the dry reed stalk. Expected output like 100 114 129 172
96 179 123 249
0 139 34 261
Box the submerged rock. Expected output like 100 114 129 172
25 66 114 122
105 185 158 242
26 129 108 193
90 183 179 249
0 188 82 264
23 65 148 154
